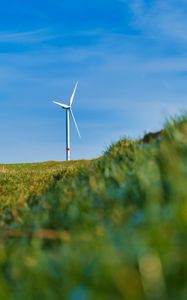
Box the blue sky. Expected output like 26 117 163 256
0 0 187 163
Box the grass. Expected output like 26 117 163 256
0 115 187 299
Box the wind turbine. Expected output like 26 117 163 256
53 81 81 161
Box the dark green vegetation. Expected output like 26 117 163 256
0 115 187 300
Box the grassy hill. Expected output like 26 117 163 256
0 115 187 300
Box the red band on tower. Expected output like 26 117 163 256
67 148 70 151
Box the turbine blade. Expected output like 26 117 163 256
53 101 69 109
70 81 78 107
70 109 81 138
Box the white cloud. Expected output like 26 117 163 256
0 28 58 44
120 0 187 45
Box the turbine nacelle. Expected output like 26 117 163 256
53 102 70 109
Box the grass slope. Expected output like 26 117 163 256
0 115 187 300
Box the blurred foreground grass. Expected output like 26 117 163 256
0 115 187 300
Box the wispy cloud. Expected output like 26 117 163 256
120 0 187 46
0 28 58 44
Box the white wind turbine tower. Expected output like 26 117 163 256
53 82 81 161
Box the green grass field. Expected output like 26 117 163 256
0 115 187 300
